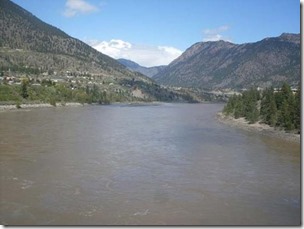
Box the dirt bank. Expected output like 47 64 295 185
0 102 84 112
217 112 300 144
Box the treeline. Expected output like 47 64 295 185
0 80 126 106
223 83 300 133
0 79 198 107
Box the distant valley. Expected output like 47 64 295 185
117 58 166 78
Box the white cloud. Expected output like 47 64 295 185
86 39 183 67
92 39 132 59
63 0 99 17
203 25 231 42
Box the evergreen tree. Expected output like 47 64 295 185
222 83 299 132
260 88 271 118
246 102 259 124
294 84 301 130
223 94 238 115
242 88 259 123
268 97 278 127
21 79 29 99
234 96 243 119
280 99 294 131
275 83 295 130
91 84 100 102
260 87 277 126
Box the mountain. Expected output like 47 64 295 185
0 0 128 75
0 0 200 102
154 33 300 90
117 58 166 77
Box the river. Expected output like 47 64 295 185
0 103 300 225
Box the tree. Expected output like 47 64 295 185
21 79 29 99
92 84 100 102
223 83 299 133
260 87 277 126
234 96 243 119
275 82 293 110
294 84 301 130
246 102 259 124
242 88 260 123
268 97 278 127
76 91 87 105
223 94 237 115
280 99 294 131
275 83 295 131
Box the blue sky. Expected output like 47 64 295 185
12 0 300 67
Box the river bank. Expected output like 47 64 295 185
0 101 164 112
0 102 84 112
217 112 300 143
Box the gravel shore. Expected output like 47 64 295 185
0 102 84 112
217 112 300 144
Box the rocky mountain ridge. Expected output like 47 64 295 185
154 33 300 90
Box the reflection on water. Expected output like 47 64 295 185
0 103 300 225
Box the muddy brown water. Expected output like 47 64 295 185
0 103 300 225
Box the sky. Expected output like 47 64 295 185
12 0 300 67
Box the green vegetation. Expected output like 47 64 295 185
0 76 199 106
223 83 300 133
119 79 199 103
0 82 114 105
21 78 29 99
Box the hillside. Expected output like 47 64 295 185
0 0 140 76
154 33 301 90
117 58 166 78
0 0 198 103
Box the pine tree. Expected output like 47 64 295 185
92 84 100 102
294 84 301 130
274 83 296 131
234 96 243 119
268 97 278 127
247 101 259 124
260 87 271 122
260 87 278 126
223 94 237 115
21 79 29 99
243 88 260 123
222 83 299 133
280 99 294 131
